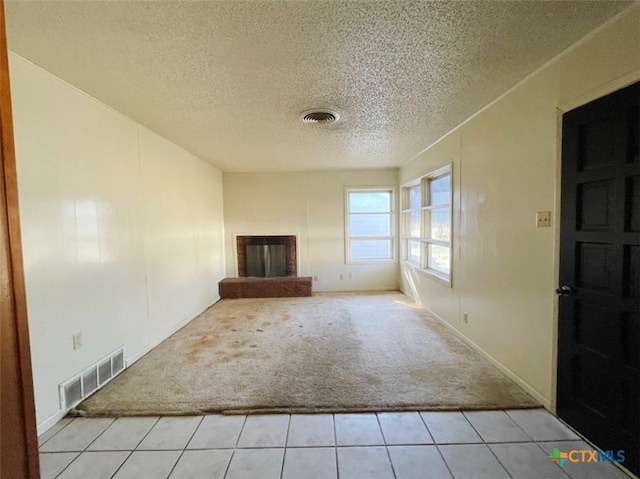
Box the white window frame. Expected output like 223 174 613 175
401 164 452 284
345 187 397 264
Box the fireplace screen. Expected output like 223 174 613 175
246 244 286 277
236 235 297 277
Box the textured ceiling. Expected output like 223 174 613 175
5 1 632 172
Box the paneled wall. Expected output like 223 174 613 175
399 6 640 408
223 169 399 292
9 53 225 428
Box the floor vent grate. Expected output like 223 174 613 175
59 346 125 409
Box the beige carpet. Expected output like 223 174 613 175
76 292 539 416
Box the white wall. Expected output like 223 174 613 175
399 5 640 409
9 53 226 428
223 170 398 292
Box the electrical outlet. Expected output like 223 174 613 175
463 312 469 324
339 274 344 280
536 211 551 228
348 272 353 279
73 332 83 350
313 275 318 281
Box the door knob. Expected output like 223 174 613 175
556 285 573 297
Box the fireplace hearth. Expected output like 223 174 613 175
219 234 311 299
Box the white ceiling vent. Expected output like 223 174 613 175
300 109 340 124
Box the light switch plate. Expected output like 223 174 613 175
536 211 551 228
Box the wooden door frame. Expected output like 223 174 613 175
0 0 40 477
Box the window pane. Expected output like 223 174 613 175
408 185 421 209
428 243 450 276
430 174 450 206
349 191 391 213
408 240 421 264
349 214 391 236
429 209 450 241
350 239 392 260
408 210 421 237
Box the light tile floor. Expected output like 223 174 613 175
39 409 635 479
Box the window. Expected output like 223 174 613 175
401 165 452 282
346 188 396 263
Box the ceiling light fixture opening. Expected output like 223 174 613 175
300 109 340 124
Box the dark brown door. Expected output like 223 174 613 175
0 1 40 477
558 81 639 477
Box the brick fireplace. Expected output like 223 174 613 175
236 235 297 277
219 234 312 299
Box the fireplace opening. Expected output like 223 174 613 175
237 235 296 278
246 244 285 277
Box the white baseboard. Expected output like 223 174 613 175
317 287 399 293
37 296 220 435
419 303 551 410
126 297 219 367
399 287 414 301
37 408 71 436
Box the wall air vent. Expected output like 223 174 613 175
82 368 98 397
62 377 83 408
59 346 125 410
98 359 112 386
112 349 125 375
300 109 340 124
